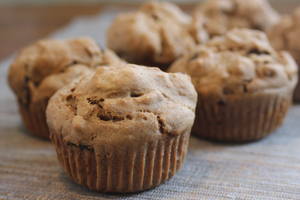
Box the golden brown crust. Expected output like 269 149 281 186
107 1 200 67
194 0 280 37
188 12 210 44
169 29 298 97
47 64 197 147
8 37 124 138
140 1 192 26
46 64 197 192
8 37 123 100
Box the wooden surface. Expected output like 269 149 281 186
0 1 299 60
0 5 104 60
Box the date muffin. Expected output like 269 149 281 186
8 37 124 139
194 0 280 37
268 7 300 101
168 28 298 142
107 1 208 70
46 64 197 193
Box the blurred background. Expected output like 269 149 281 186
0 0 299 6
0 0 299 60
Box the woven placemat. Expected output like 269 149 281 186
1 8 300 200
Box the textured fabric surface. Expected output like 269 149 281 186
1 8 300 200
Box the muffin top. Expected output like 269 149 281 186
194 0 280 37
168 29 298 97
140 1 192 25
46 65 197 149
8 37 123 104
268 7 300 63
107 1 201 66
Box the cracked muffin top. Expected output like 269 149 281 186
194 0 280 37
46 64 197 149
107 1 202 67
8 37 124 104
168 28 298 97
268 7 300 64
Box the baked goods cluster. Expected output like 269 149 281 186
7 0 300 194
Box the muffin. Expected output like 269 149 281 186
8 37 124 139
194 0 280 37
268 7 300 101
168 28 298 143
107 1 207 70
46 64 197 193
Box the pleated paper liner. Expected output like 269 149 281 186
50 128 191 193
18 98 50 139
293 58 300 102
192 93 292 143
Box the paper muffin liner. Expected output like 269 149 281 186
50 129 191 193
192 93 292 143
18 99 50 139
293 59 300 102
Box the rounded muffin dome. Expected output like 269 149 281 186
169 28 298 97
193 0 280 37
48 64 197 145
106 1 202 69
7 37 124 139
